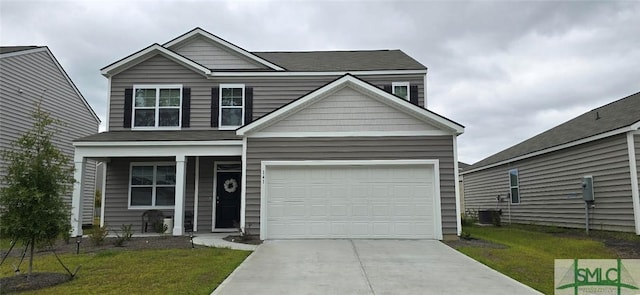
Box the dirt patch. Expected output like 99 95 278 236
443 238 508 250
223 235 263 245
0 272 71 293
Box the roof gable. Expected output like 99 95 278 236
237 74 464 136
100 44 210 77
164 27 284 71
468 91 640 172
1 46 100 124
171 36 269 70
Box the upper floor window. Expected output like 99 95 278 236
392 82 410 100
219 84 244 128
133 85 182 129
509 169 520 204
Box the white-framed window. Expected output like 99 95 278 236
219 84 245 129
509 169 520 204
129 162 176 209
133 84 182 129
392 82 410 100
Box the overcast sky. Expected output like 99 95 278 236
1 0 639 164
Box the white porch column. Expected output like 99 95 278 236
71 157 86 236
173 155 186 236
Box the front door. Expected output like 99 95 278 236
215 171 241 228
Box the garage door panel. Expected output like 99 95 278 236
265 164 436 239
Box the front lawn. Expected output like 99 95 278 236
1 246 250 294
448 224 639 294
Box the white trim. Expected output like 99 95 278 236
240 137 248 232
246 130 453 138
131 84 183 129
463 126 639 174
1 47 101 124
100 162 107 228
105 77 112 131
101 44 211 77
237 75 463 136
208 69 427 77
193 156 200 232
71 159 86 236
423 71 428 107
627 132 640 235
392 81 410 100
163 28 285 71
260 159 443 240
219 84 245 129
213 161 242 231
74 140 242 147
127 161 177 210
74 145 241 160
453 135 462 236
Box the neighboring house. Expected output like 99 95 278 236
463 92 640 234
458 161 470 214
71 28 464 240
0 46 100 226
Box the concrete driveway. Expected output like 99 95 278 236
213 240 541 295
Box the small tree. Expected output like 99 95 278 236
0 104 74 277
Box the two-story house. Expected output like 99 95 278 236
1 46 100 226
71 28 464 240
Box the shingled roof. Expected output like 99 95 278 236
75 130 240 142
467 91 640 171
253 50 426 72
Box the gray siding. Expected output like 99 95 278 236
261 87 436 133
464 134 636 232
102 156 238 233
109 55 425 130
0 49 99 224
245 136 457 236
173 37 266 70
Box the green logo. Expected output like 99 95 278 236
555 259 640 295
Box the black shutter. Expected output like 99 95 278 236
383 84 392 94
409 85 419 105
123 88 133 128
244 87 253 124
182 88 191 128
211 87 219 127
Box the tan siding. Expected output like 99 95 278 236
245 136 456 236
173 37 266 70
262 87 436 133
464 134 635 232
0 50 99 224
109 55 426 130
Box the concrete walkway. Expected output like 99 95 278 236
212 240 541 295
192 233 258 251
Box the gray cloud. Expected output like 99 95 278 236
1 0 638 164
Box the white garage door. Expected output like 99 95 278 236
263 161 439 239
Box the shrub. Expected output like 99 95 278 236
89 224 108 246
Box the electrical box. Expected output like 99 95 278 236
582 176 594 202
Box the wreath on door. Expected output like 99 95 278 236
223 178 238 193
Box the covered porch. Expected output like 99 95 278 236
71 131 243 236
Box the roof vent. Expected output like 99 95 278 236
595 111 600 120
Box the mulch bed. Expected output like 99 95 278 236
222 235 263 245
0 236 199 293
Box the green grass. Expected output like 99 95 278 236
457 225 621 294
1 247 250 294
